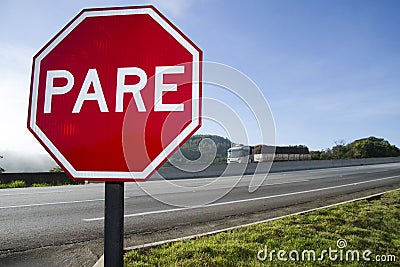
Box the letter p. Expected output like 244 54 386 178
44 70 74 113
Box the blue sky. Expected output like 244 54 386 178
0 0 399 170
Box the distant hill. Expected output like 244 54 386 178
165 134 232 166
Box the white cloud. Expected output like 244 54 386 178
0 42 46 154
0 1 199 168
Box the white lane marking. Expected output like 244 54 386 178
306 169 342 174
123 188 400 252
0 184 104 197
83 175 400 222
265 179 310 186
0 197 129 210
0 198 104 209
0 189 78 197
84 207 191 222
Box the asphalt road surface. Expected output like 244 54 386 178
1 162 400 266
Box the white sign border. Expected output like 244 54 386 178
29 7 201 180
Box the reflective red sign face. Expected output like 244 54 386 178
28 6 202 181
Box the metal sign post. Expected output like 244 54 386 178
104 182 124 267
27 6 202 266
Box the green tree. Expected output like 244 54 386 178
312 137 400 160
310 150 323 160
321 148 333 160
0 155 4 173
331 140 350 159
49 166 63 172
166 134 232 166
347 137 400 158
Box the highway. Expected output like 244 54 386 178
1 162 400 266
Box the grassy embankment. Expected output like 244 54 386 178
125 190 400 266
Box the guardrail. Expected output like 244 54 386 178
1 157 400 184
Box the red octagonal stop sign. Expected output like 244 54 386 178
28 6 202 181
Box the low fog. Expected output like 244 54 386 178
0 150 57 172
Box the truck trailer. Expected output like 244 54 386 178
227 145 311 163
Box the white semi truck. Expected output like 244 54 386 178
227 144 311 163
227 145 254 163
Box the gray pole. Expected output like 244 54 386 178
104 182 124 267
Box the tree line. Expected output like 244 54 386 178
5 135 397 173
311 136 400 160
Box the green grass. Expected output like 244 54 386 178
0 180 75 189
31 183 56 187
0 180 26 188
124 190 400 266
